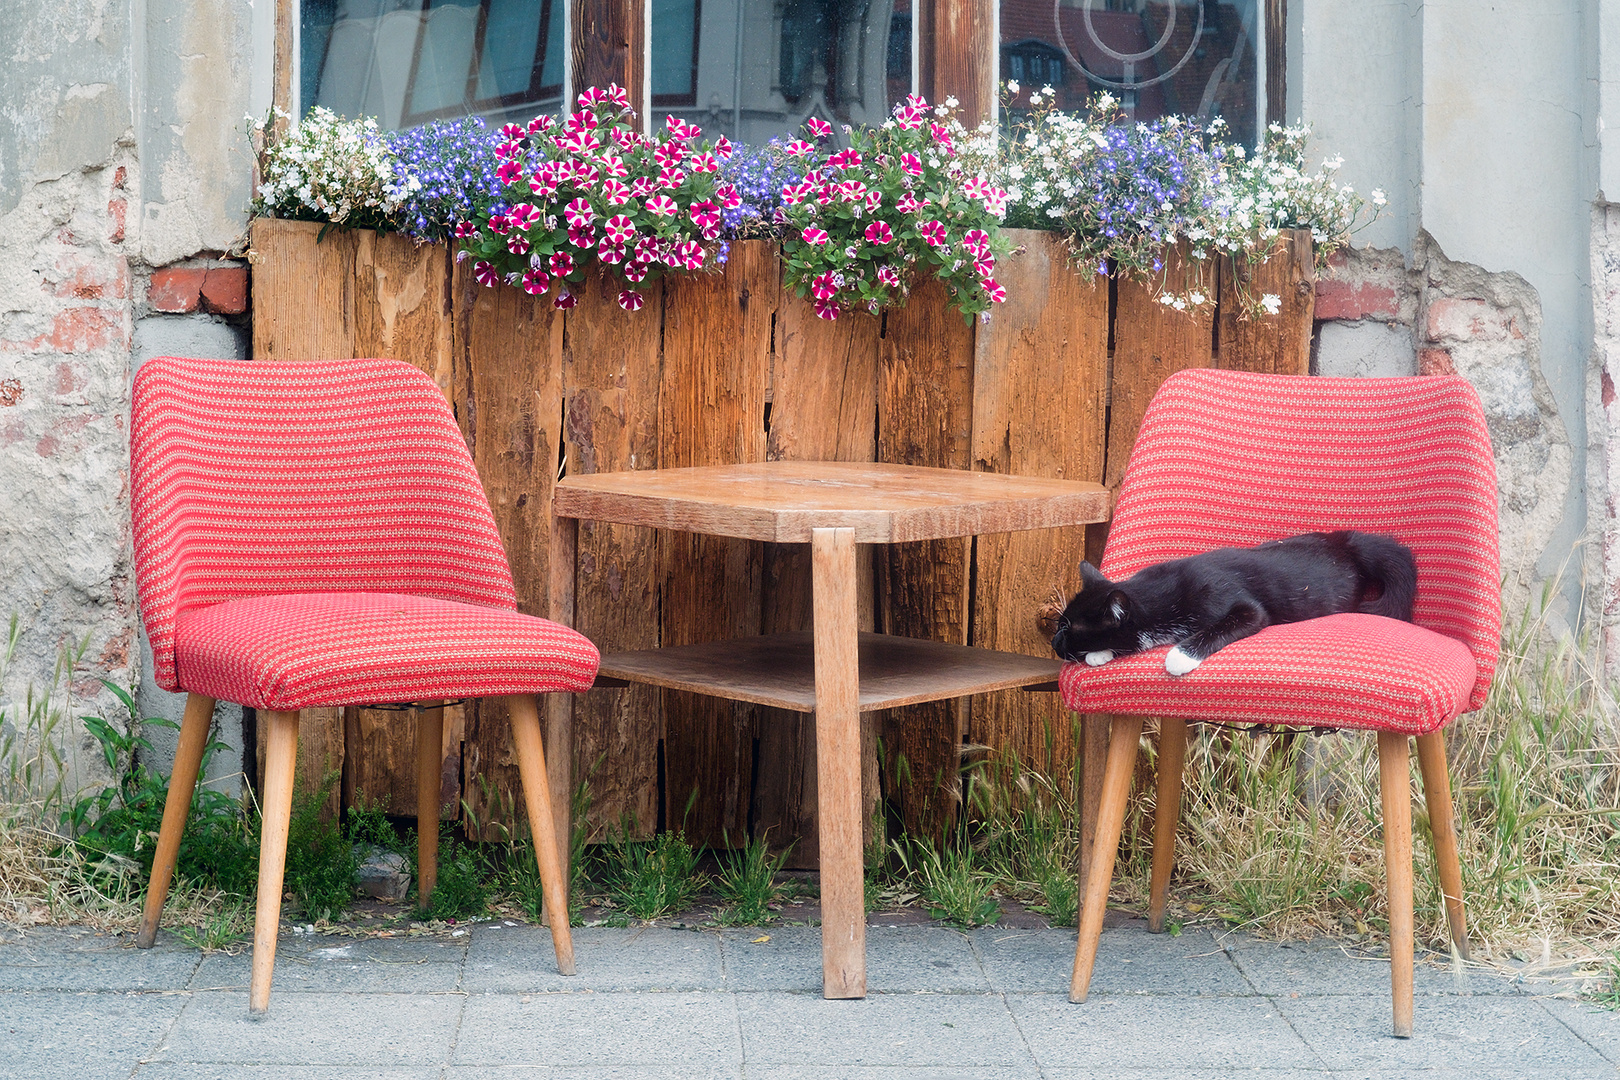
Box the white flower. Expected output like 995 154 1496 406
1260 293 1282 315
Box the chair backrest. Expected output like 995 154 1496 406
1102 369 1500 711
132 356 518 692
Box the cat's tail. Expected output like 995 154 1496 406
1346 531 1418 622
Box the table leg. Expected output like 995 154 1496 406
812 526 865 999
545 514 579 928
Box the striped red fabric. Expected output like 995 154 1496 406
131 356 598 704
1062 370 1499 731
174 592 599 710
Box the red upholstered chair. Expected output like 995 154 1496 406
129 355 600 1014
1062 369 1499 1038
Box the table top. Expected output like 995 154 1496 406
552 461 1110 543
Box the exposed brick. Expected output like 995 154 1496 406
200 266 248 314
1314 281 1399 321
108 198 126 243
0 379 21 406
54 258 129 301
1419 348 1455 376
149 267 206 312
38 307 128 352
1425 297 1522 343
1605 369 1616 409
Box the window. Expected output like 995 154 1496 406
998 0 1262 146
302 0 565 130
649 0 914 143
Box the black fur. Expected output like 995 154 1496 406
1050 530 1417 674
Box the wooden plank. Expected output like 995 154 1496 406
249 218 356 361
341 705 464 820
876 277 976 843
348 231 456 395
758 292 881 866
658 243 774 846
927 0 996 128
812 528 865 998
1216 229 1315 376
969 231 1109 776
562 268 663 841
571 0 646 116
1104 241 1216 490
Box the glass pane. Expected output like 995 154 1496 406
649 0 913 144
301 0 563 131
999 0 1260 146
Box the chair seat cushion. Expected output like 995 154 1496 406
1058 613 1478 735
174 592 601 710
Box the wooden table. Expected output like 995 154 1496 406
547 461 1110 998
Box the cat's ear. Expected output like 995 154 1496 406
1078 561 1109 590
1107 590 1130 624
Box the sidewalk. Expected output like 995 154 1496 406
2 913 1616 1079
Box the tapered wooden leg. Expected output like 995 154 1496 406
250 708 300 1015
506 694 576 976
1378 730 1415 1039
546 514 578 916
812 527 864 999
415 702 445 907
1071 714 1144 1003
1147 718 1187 933
137 693 216 949
1415 730 1469 960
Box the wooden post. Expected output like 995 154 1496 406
572 0 647 115
1217 229 1315 376
924 0 996 127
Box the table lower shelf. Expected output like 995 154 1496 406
591 632 1061 713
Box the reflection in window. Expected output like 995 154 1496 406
999 0 1260 146
650 0 913 143
301 0 564 130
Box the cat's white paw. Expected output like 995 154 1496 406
1165 646 1203 677
1084 650 1114 667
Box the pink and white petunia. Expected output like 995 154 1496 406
688 200 721 230
554 289 577 309
603 83 631 108
600 154 629 178
864 221 894 245
876 265 901 288
496 159 523 185
814 298 840 320
500 122 525 140
601 178 633 205
522 268 550 295
984 187 1009 216
618 289 645 311
622 260 649 283
894 105 925 130
645 194 679 217
473 260 499 288
550 251 575 277
634 235 661 264
597 239 627 264
920 220 948 247
573 164 601 188
974 256 996 279
657 166 686 190
564 198 595 228
713 135 734 160
810 271 839 301
689 151 719 173
801 226 829 246
567 224 596 247
962 229 991 256
828 149 864 170
527 114 555 134
837 180 868 202
899 153 923 177
784 139 816 157
603 214 636 244
565 109 599 133
653 142 687 169
506 235 531 255
488 213 512 236
677 240 706 270
529 170 558 198
806 116 833 139
630 176 656 198
453 220 477 239
982 278 1006 303
509 203 543 230
865 190 883 212
577 86 609 108
665 115 700 141
895 192 921 214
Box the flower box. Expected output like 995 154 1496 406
247 216 1315 858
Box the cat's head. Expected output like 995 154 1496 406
1050 561 1138 662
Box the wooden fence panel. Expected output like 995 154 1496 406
1218 229 1316 376
658 244 775 845
969 233 1109 776
876 279 975 843
755 291 883 867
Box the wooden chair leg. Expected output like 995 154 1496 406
250 709 300 1016
1147 718 1187 933
136 693 215 949
1415 730 1469 960
1377 730 1415 1039
506 694 576 976
1071 714 1144 1003
415 702 445 907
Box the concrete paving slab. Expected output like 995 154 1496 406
154 991 463 1067
1224 934 1523 997
0 989 186 1080
192 936 466 993
742 1068 1038 1080
719 926 989 993
735 991 1035 1070
971 925 1251 996
454 991 739 1068
1538 996 1620 1064
1007 992 1319 1072
0 942 198 991
446 1069 740 1080
462 925 721 992
132 1067 441 1079
1041 1071 1334 1080
1272 992 1616 1073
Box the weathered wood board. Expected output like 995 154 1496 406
1217 229 1315 376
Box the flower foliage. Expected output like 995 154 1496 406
454 84 736 311
250 107 402 229
1213 121 1386 260
778 95 1010 322
717 139 803 240
384 117 506 242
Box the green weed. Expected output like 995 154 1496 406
173 900 250 952
893 835 1000 928
602 825 705 921
284 774 355 922
713 831 791 924
415 830 491 921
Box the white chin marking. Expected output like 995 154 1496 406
1165 647 1202 677
1084 650 1114 667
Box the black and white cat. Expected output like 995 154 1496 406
1050 530 1417 676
